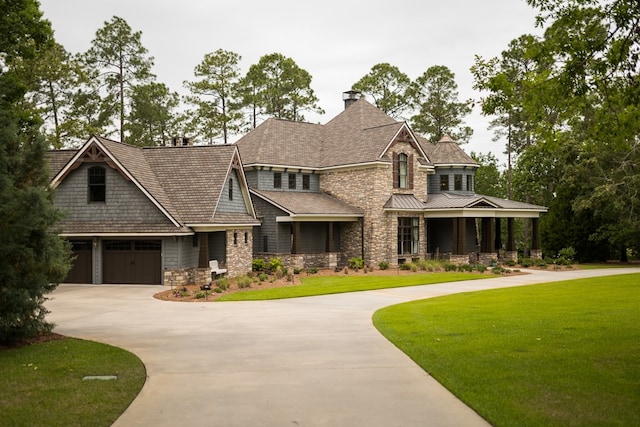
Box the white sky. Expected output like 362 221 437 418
38 0 541 164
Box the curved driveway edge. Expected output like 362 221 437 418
46 268 639 426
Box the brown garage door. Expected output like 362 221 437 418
65 240 93 283
103 240 161 284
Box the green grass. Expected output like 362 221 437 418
0 338 146 426
578 262 639 269
218 272 493 301
373 273 640 427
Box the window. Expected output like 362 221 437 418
398 153 408 188
466 175 473 192
454 174 462 191
302 174 310 190
274 172 282 189
288 173 296 189
244 232 248 244
88 166 106 202
233 232 238 245
398 217 419 255
440 174 449 191
394 152 413 189
228 178 233 200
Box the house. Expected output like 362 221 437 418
236 91 547 269
47 135 259 285
47 92 546 285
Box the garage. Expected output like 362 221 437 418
103 240 162 284
65 240 93 283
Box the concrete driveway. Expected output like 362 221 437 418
46 267 639 426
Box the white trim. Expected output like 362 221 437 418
276 215 361 222
188 224 259 232
434 163 480 169
59 232 194 237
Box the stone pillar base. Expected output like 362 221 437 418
531 249 543 259
449 254 470 265
478 252 499 266
504 251 518 262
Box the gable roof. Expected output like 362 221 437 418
236 98 431 170
418 135 479 167
49 136 258 230
425 192 547 218
251 189 363 220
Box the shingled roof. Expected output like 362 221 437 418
418 135 478 166
49 136 259 230
236 98 415 169
251 190 363 218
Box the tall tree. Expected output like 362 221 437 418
84 16 155 143
126 82 180 146
238 53 323 126
351 63 412 119
184 49 243 144
471 152 506 198
409 65 473 144
0 0 71 343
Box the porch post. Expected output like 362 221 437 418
531 217 540 250
494 218 502 251
507 218 515 251
326 222 335 252
198 232 209 268
452 218 459 254
292 222 301 254
481 218 493 253
457 217 467 255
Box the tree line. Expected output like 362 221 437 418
25 16 473 148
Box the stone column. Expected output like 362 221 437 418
505 218 518 261
326 222 334 252
292 222 301 254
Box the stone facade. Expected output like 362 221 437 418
163 267 212 287
225 228 254 277
320 140 430 268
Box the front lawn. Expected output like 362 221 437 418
217 272 493 301
0 337 146 426
373 273 640 427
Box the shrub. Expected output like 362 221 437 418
348 257 365 270
216 278 229 291
258 273 268 281
274 266 283 280
558 247 576 264
378 261 390 270
492 265 505 274
237 275 252 289
505 259 516 267
400 262 413 271
287 271 294 282
520 258 533 268
475 264 487 273
444 262 458 272
293 267 303 275
307 267 319 274
457 264 473 272
213 287 223 293
194 291 208 299
252 258 266 271
269 257 283 271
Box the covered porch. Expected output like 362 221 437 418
424 193 547 265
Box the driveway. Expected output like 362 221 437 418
46 267 639 426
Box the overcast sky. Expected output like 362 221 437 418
38 0 542 163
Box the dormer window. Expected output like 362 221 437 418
274 172 282 189
454 174 463 191
393 152 413 189
440 174 449 191
88 166 106 202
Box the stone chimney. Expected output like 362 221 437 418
342 90 362 109
169 136 191 146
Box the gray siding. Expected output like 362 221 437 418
248 169 319 192
429 168 476 195
163 236 199 270
217 169 250 213
251 195 290 254
55 163 172 224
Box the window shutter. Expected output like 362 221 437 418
392 152 399 188
408 154 414 189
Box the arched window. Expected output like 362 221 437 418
88 166 106 202
393 152 413 189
